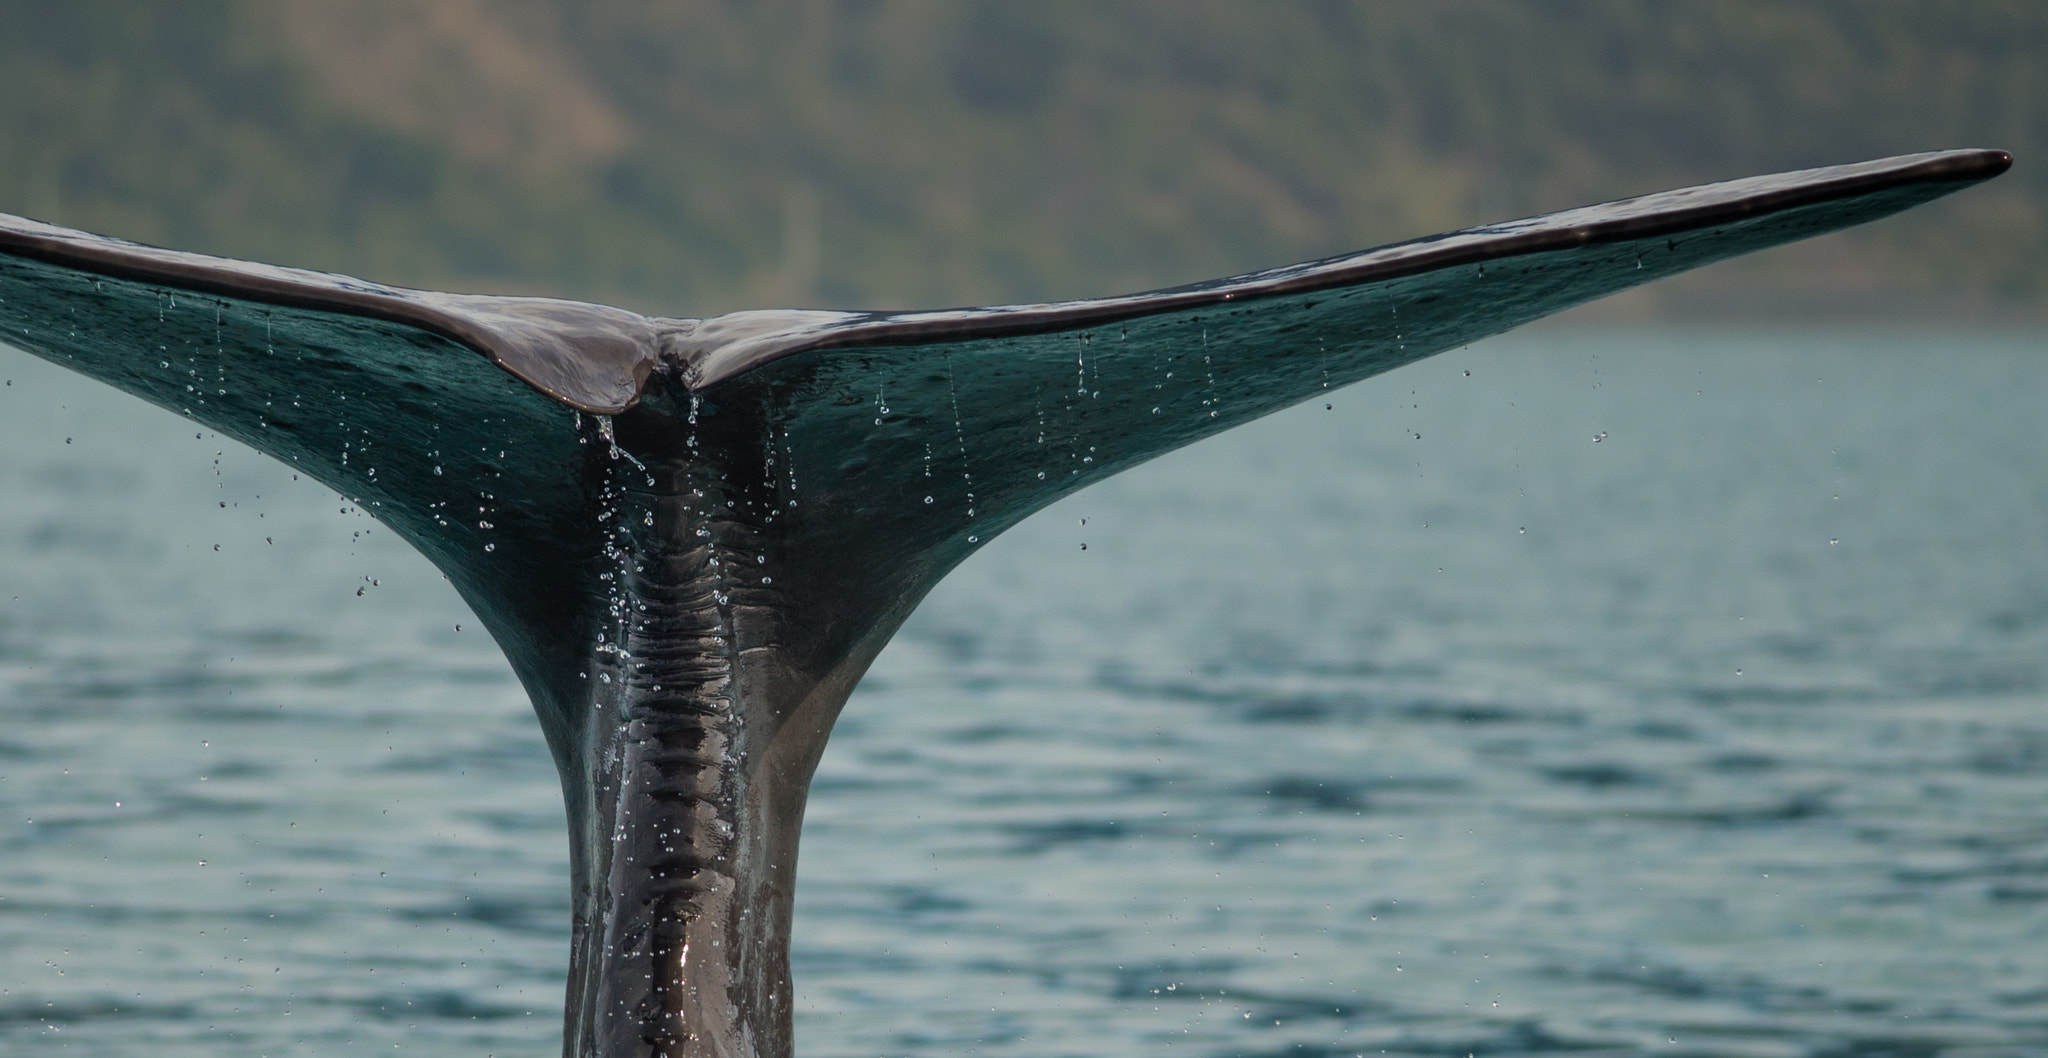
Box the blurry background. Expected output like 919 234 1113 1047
5 4 2048 1056
0 0 2040 318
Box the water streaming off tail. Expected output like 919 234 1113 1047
4 327 2047 1057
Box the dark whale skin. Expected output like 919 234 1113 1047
0 149 2010 1057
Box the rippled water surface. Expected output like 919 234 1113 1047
3 328 2046 1057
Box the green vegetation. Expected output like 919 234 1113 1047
0 1 2039 318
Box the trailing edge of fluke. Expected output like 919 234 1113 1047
0 149 2011 1058
0 149 2011 414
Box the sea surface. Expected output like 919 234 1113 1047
2 327 2046 1058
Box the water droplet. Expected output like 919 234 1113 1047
923 495 934 504
484 543 497 552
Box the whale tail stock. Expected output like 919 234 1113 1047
0 149 2009 1057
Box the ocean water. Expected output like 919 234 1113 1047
2 326 2045 1058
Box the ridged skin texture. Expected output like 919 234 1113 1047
0 151 2008 1057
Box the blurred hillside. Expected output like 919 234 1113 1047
0 0 2039 319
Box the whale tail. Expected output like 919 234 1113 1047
0 149 2010 1056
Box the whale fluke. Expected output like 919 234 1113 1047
0 149 2010 1057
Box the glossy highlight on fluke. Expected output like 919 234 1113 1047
0 148 2012 1058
